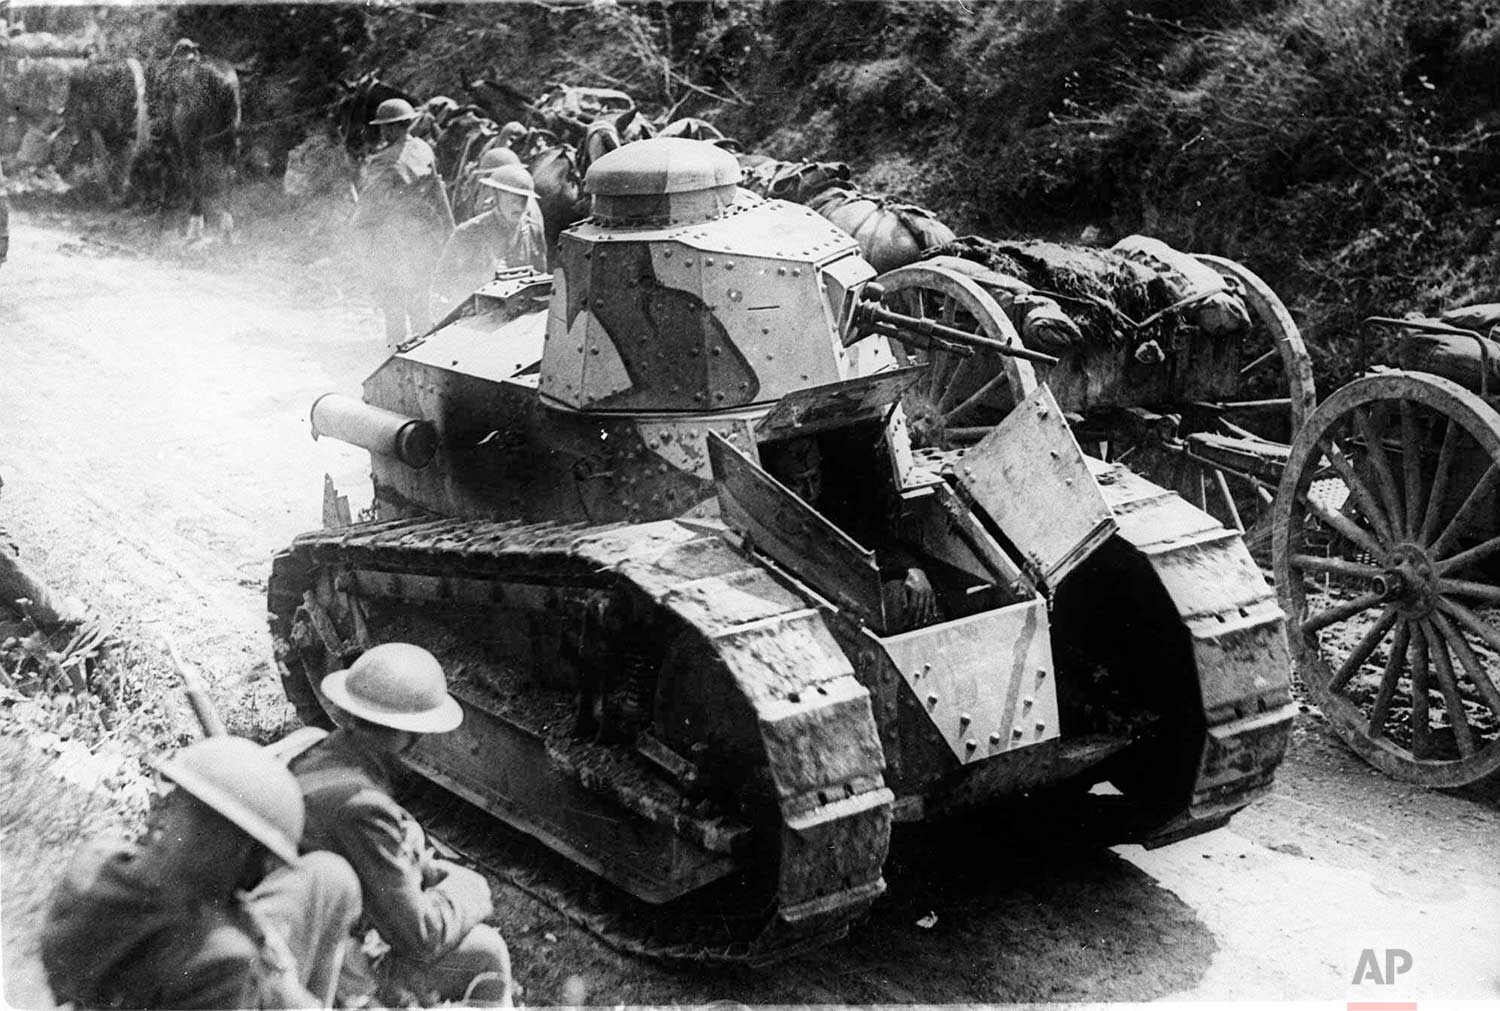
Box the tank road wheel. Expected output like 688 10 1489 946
874 262 1039 447
1273 372 1500 787
1095 255 1315 557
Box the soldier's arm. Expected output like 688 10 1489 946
166 925 320 1010
336 795 492 958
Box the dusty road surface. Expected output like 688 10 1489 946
2 208 1498 1007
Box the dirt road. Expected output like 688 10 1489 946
2 209 1497 1006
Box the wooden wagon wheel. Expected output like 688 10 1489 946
1272 371 1500 787
1099 255 1316 555
873 262 1039 447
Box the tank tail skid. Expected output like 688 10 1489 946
268 515 893 961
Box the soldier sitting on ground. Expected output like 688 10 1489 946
430 163 547 316
42 737 363 1009
288 643 514 1007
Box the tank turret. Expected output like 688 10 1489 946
541 138 886 413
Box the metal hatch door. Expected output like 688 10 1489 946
753 365 927 442
953 384 1117 587
707 433 886 628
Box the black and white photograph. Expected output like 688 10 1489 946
1 1 1497 1006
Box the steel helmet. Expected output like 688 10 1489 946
480 163 536 198
370 97 418 126
155 736 304 864
320 642 463 733
477 146 521 171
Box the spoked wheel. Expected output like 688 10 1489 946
874 262 1039 447
1092 255 1315 556
1273 371 1500 787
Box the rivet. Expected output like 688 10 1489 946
922 662 932 673
1049 450 1060 459
989 732 1002 745
1022 696 1033 710
926 693 938 706
706 257 715 266
959 712 971 726
792 268 801 277
725 261 735 270
777 267 787 276
1035 720 1046 732
965 739 977 752
1036 668 1048 681
663 249 672 257
762 327 771 335
1011 727 1024 739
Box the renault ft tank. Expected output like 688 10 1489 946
270 138 1294 960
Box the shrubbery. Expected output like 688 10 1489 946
134 0 1500 389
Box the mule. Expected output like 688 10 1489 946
156 47 241 241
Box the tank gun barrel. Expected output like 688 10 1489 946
848 287 1060 367
310 394 438 469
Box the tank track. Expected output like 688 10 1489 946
1080 456 1294 843
911 447 1294 843
268 515 893 964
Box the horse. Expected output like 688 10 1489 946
57 58 151 200
155 44 241 241
576 107 654 181
526 142 589 262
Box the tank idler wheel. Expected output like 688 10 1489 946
872 262 1039 448
1273 372 1500 787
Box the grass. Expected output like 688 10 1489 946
0 731 143 1010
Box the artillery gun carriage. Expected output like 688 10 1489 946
270 139 1294 960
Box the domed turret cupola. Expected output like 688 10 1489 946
586 137 742 227
540 137 886 414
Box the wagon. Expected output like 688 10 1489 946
873 241 1316 556
874 252 1500 789
1271 316 1500 788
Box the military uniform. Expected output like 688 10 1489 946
352 135 453 348
42 839 360 1009
291 727 510 1004
430 201 548 313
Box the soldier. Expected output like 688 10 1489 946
429 163 547 315
351 97 454 349
451 145 523 224
42 736 362 1009
289 643 513 1007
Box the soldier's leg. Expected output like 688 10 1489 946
246 851 363 1006
378 923 512 1006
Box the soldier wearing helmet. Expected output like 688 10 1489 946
430 163 548 315
451 145 523 224
352 96 455 350
288 643 514 1007
42 736 362 1009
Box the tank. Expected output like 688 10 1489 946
270 138 1295 960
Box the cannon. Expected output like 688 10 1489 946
270 138 1293 960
